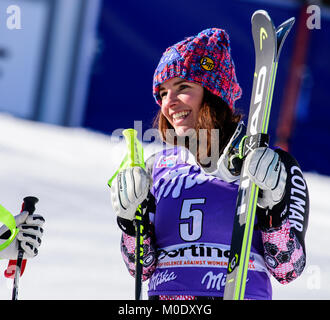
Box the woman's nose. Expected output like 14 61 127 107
163 89 178 109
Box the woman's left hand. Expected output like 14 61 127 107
245 147 287 209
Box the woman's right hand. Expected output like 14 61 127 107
0 211 45 260
110 167 151 221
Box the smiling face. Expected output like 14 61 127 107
159 77 204 136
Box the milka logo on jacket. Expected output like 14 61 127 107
154 165 216 202
149 270 177 290
201 271 226 291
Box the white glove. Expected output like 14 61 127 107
0 211 45 259
110 167 151 221
245 147 287 209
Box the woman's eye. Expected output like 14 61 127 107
179 84 189 91
160 91 167 99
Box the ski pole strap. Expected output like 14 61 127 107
108 154 128 188
0 205 18 252
239 133 269 159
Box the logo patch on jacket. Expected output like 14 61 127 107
156 155 177 168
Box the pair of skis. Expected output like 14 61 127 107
223 10 295 300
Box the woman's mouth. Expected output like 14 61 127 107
172 110 191 124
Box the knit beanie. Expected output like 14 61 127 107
153 28 242 109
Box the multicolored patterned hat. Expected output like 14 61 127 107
153 28 242 109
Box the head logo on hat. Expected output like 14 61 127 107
156 47 181 74
200 56 215 71
153 28 242 110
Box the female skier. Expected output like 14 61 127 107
111 28 309 300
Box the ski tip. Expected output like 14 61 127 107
275 16 296 61
288 17 296 25
277 16 295 32
251 9 271 23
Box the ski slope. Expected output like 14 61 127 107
0 113 328 300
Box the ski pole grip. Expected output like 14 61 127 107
22 196 39 216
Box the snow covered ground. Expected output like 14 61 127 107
0 113 328 300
